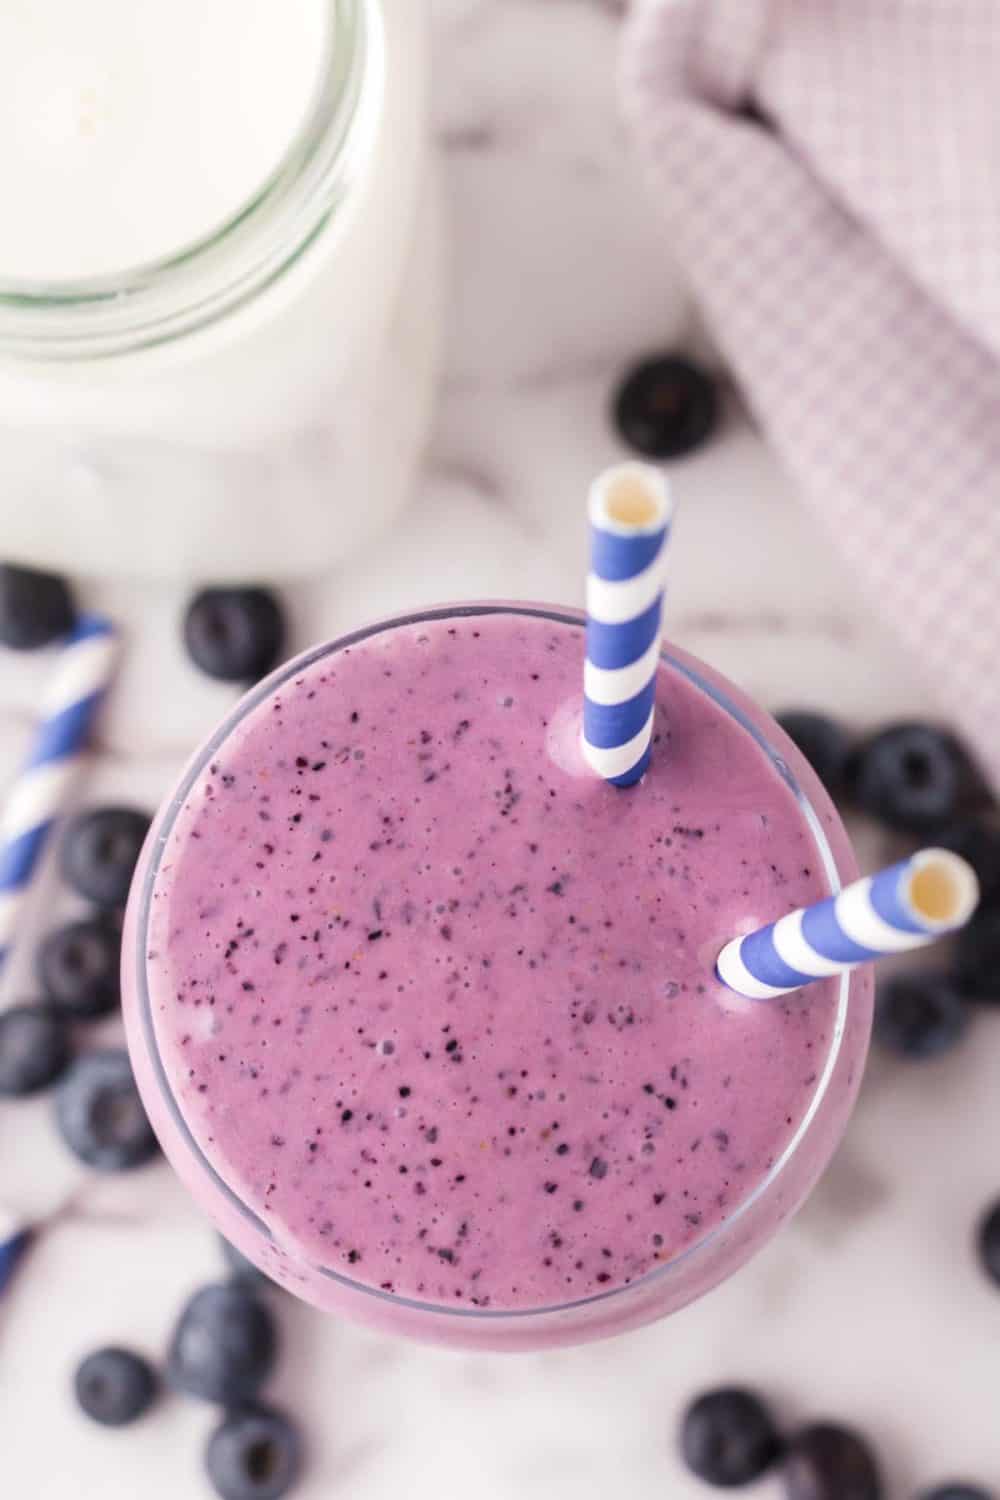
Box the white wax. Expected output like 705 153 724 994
0 0 329 283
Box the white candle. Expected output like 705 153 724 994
0 0 329 282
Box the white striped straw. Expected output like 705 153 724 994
582 463 672 786
716 848 980 1000
0 615 118 975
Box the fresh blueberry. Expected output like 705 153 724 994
60 806 151 909
74 1347 158 1427
782 1424 882 1500
849 723 972 834
936 820 1000 906
873 974 968 1060
680 1387 782 1487
776 711 850 795
0 1003 71 1096
219 1235 270 1289
38 919 121 1020
168 1283 277 1405
976 1199 1000 1288
205 1404 302 1500
55 1050 158 1170
612 355 718 460
919 1487 994 1500
184 588 285 683
954 910 1000 1004
0 564 76 649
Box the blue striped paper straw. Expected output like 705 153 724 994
0 614 117 973
0 1214 32 1298
716 848 980 1000
582 463 672 786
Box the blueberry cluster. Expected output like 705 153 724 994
680 1385 991 1499
775 713 1000 1058
0 563 157 1161
779 711 1000 1327
73 1238 301 1500
1 564 300 1494
0 804 155 1166
0 564 286 1149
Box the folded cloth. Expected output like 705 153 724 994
621 0 1000 789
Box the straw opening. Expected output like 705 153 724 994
906 849 979 929
716 847 981 1001
590 464 670 534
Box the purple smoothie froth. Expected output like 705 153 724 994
142 613 842 1314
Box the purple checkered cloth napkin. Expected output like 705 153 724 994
621 0 1000 789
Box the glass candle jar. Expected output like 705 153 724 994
123 604 873 1351
0 0 440 579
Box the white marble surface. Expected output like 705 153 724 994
2 2 997 1497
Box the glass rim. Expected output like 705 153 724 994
0 0 376 361
131 602 855 1325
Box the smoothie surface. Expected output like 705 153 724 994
145 612 839 1311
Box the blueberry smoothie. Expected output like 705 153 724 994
125 606 871 1346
